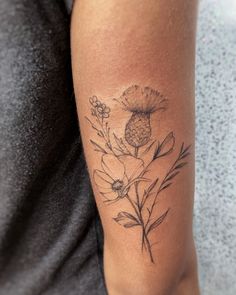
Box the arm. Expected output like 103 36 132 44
71 1 199 294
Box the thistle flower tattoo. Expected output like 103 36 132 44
120 85 167 149
85 85 191 263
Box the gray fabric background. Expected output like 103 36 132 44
0 1 106 294
195 0 236 294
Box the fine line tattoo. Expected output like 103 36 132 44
85 85 191 263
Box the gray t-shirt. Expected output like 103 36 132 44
0 1 106 294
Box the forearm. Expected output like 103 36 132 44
71 0 199 294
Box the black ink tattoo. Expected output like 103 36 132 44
85 85 191 263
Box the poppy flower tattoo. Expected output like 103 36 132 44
85 85 191 263
94 154 145 202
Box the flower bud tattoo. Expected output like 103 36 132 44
121 85 167 148
85 85 191 263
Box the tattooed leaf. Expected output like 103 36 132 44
184 145 191 153
141 177 159 207
181 143 191 154
97 131 104 137
113 133 128 154
141 140 156 156
153 132 175 159
180 142 184 154
160 182 172 191
86 117 100 133
180 152 190 160
175 162 187 170
113 212 124 223
90 140 107 153
147 209 169 234
113 211 139 225
165 171 180 182
113 133 131 155
122 212 139 222
105 142 112 150
113 211 140 228
114 212 141 227
179 144 191 159
124 222 141 228
145 177 159 195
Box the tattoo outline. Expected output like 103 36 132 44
85 85 191 263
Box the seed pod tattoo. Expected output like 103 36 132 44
85 85 191 263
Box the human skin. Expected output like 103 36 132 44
71 1 200 294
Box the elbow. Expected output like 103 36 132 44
158 244 200 295
106 247 199 295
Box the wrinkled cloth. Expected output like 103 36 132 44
0 1 106 294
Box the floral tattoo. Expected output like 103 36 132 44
85 85 191 263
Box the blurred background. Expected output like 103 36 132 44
195 0 236 294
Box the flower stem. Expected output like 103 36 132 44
96 113 115 155
142 229 154 263
125 196 154 263
145 156 179 231
131 147 152 257
125 195 141 222
133 147 141 209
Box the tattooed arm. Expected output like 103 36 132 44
71 1 200 294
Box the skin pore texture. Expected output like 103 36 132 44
71 1 200 294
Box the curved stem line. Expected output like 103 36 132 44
125 194 154 262
96 113 116 155
145 157 179 231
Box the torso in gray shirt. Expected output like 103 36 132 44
0 1 106 294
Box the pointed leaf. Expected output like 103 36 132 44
113 133 131 154
121 212 140 223
147 209 170 234
180 142 184 154
182 144 191 154
141 140 156 156
143 178 159 198
179 152 190 160
90 140 107 153
153 132 175 159
86 117 101 133
175 162 187 170
165 171 180 182
113 211 140 227
180 144 191 158
160 182 172 191
124 222 141 228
